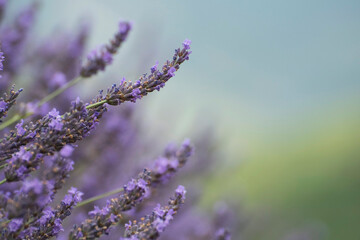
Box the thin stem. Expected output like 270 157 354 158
0 76 83 130
38 76 83 106
76 187 123 208
0 163 7 170
0 178 7 185
0 114 22 131
86 99 108 109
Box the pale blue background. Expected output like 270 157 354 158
7 1 359 148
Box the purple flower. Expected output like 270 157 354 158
8 218 23 232
52 218 64 234
18 146 32 161
59 145 74 157
22 178 43 194
89 206 108 217
0 10 197 239
39 207 55 225
123 188 185 239
125 179 137 191
168 66 176 77
175 185 186 200
0 86 22 121
153 157 169 174
154 204 164 216
48 108 60 118
49 118 63 131
131 88 141 101
151 61 159 73
15 119 26 136
15 165 27 179
183 39 192 50
80 21 131 77
150 140 193 184
0 100 6 111
62 187 83 206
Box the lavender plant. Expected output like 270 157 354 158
0 2 236 240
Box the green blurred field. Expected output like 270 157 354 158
202 95 360 239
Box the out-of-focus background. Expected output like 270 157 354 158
6 1 360 239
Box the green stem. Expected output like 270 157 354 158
76 187 123 208
0 76 83 130
0 114 22 131
0 163 7 170
38 76 83 106
86 100 108 109
0 178 7 185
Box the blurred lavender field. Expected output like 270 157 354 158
3 0 360 239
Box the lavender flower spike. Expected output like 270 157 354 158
92 39 192 106
69 169 151 239
80 21 131 77
151 139 193 184
15 187 83 239
123 186 186 240
0 85 23 122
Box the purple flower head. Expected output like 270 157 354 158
60 145 74 157
15 165 27 179
18 146 32 161
22 178 43 194
89 206 109 217
119 20 132 34
182 39 192 50
153 157 169 174
52 218 64 234
125 220 132 230
71 96 81 108
168 67 176 77
175 185 186 200
15 119 26 136
8 218 23 232
151 61 159 73
49 118 63 131
39 206 55 225
131 88 141 101
49 108 60 118
102 50 113 64
81 21 131 77
154 204 164 216
62 187 83 206
0 100 6 111
169 158 179 169
125 179 136 191
137 178 148 191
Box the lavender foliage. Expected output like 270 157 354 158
0 3 238 240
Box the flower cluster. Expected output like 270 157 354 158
122 185 186 239
0 2 237 240
80 21 131 77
